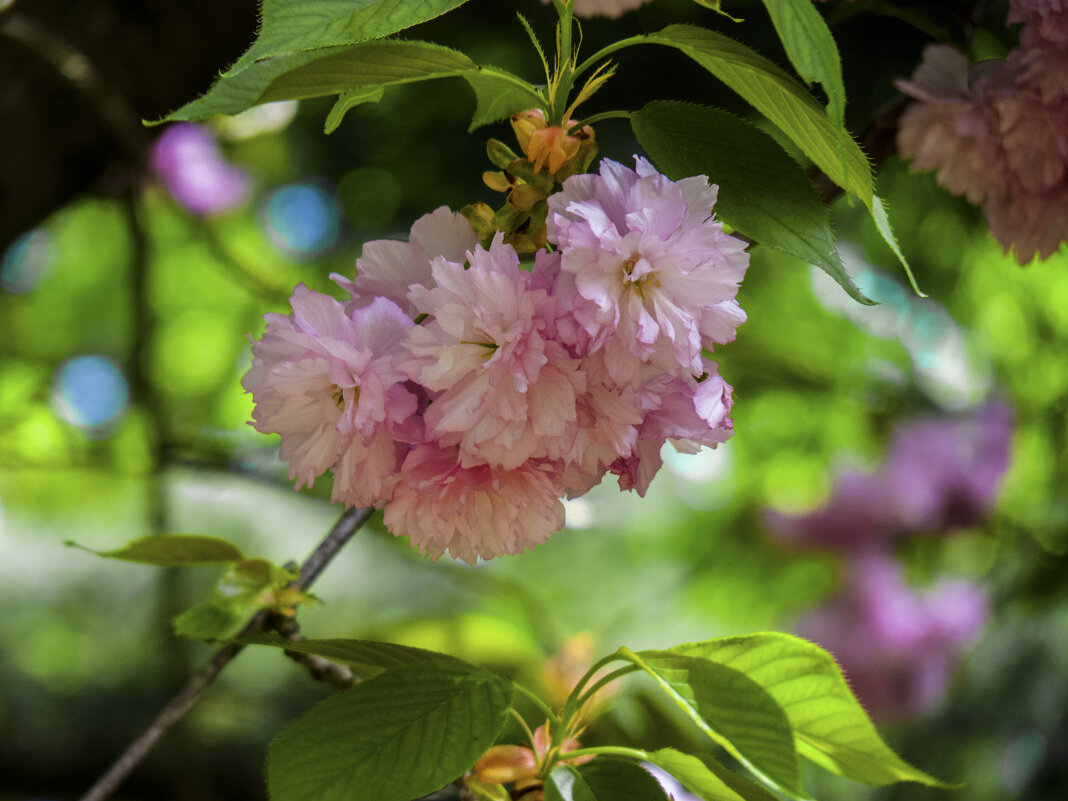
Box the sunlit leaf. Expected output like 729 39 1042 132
630 101 872 305
622 649 805 798
645 749 778 801
267 660 513 801
871 193 925 296
672 633 950 787
758 0 846 131
242 632 458 679
545 760 670 801
642 25 871 205
228 0 474 73
67 534 244 566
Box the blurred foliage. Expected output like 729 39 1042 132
1 1 1066 800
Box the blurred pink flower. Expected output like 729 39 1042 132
540 0 652 19
1010 0 1068 47
547 157 748 383
331 206 478 317
151 123 251 216
242 286 416 506
767 402 1012 550
384 444 565 564
797 551 988 719
897 34 1068 263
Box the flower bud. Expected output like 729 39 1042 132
473 745 537 784
511 108 548 153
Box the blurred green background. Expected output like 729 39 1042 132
2 1 1066 800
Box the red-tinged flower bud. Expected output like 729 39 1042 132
473 745 538 784
511 108 548 153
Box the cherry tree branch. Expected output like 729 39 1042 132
77 504 375 801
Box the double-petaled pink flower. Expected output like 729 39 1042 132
244 157 748 563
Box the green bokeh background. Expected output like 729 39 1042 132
2 1 1066 800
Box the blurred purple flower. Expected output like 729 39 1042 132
797 551 988 719
883 401 1014 532
767 402 1013 551
151 123 251 216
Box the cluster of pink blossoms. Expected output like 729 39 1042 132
243 158 748 563
896 0 1068 263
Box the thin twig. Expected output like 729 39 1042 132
77 505 375 801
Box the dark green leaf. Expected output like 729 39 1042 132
759 0 846 130
163 40 542 133
228 0 474 74
172 598 244 640
242 632 458 679
465 68 546 131
630 101 872 305
67 534 244 566
324 86 385 133
545 760 670 801
267 660 513 801
257 40 477 102
623 649 804 798
645 749 778 801
671 633 950 787
641 25 871 205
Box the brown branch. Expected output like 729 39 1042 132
77 504 375 801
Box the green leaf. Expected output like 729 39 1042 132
645 749 778 801
671 633 950 787
324 86 385 133
630 101 872 305
622 648 805 798
163 39 543 132
242 632 458 679
228 0 474 73
545 760 670 801
173 599 245 640
758 0 845 131
464 68 546 131
267 660 513 801
871 193 925 297
67 534 244 566
642 25 871 205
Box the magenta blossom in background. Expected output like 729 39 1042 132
797 551 988 719
151 123 251 216
767 401 1013 550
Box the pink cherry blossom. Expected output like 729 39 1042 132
399 238 585 470
242 285 416 506
897 38 1068 263
384 445 565 564
331 206 478 316
1010 0 1068 47
547 157 748 383
540 0 652 19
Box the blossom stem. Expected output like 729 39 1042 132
509 707 541 752
571 35 645 82
76 505 375 801
568 109 632 132
512 680 558 723
556 745 649 762
574 664 637 710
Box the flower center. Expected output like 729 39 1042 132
621 256 660 301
